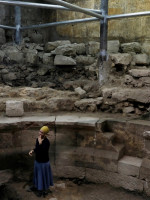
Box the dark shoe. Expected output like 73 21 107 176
47 188 52 193
27 185 36 192
42 191 48 198
36 191 43 197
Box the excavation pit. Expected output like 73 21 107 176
0 113 150 199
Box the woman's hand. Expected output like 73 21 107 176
29 150 34 156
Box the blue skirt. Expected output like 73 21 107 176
33 160 53 191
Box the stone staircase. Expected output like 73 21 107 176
82 128 145 193
53 117 149 195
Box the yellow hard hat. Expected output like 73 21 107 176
40 126 49 134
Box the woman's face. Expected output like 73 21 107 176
39 130 45 139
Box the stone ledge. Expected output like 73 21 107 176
55 115 99 127
86 168 144 192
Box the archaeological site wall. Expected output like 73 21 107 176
1 116 150 196
0 40 150 116
1 1 150 198
56 0 150 43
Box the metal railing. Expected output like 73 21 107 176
0 0 150 62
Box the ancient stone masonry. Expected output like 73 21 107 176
1 116 150 196
0 40 150 115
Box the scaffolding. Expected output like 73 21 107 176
0 0 150 62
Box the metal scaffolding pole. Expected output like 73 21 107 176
100 0 108 61
107 11 150 20
99 0 109 86
0 25 16 29
21 17 99 30
0 0 102 14
15 5 21 44
45 0 103 19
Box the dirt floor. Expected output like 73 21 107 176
1 180 149 200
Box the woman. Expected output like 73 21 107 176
29 126 53 197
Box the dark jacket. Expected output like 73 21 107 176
34 137 50 163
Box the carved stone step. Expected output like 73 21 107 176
118 155 142 177
95 143 125 160
103 132 115 141
74 144 124 172
96 132 116 150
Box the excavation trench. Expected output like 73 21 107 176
0 114 150 199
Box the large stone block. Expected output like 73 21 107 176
73 147 95 168
121 42 141 53
108 40 120 53
94 144 124 160
76 55 95 66
140 158 150 181
87 41 100 56
74 97 103 112
44 40 71 52
93 157 118 172
54 55 76 65
118 156 142 177
74 43 86 55
25 50 38 64
142 41 150 55
133 54 149 65
6 100 24 117
20 129 38 149
6 49 24 63
86 168 144 192
56 128 77 146
110 53 132 66
73 147 118 172
53 165 85 179
129 69 150 78
52 44 76 56
55 115 99 128
76 129 96 147
55 145 76 166
42 53 54 65
95 132 115 150
47 98 76 112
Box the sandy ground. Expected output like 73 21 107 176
1 180 149 200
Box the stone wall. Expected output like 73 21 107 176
0 40 150 115
1 116 150 196
55 0 150 42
